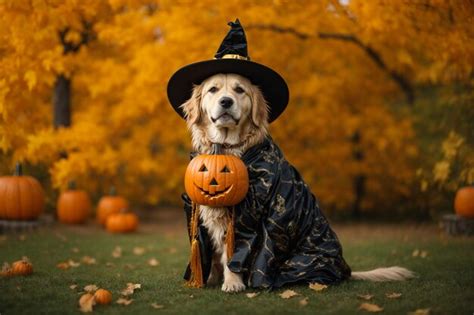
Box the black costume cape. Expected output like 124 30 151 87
183 137 351 289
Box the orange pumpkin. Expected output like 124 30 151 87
11 258 33 276
105 210 139 233
57 181 91 224
94 289 112 305
0 163 45 220
185 144 249 207
96 186 129 225
454 186 474 218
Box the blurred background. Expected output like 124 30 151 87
1 0 473 221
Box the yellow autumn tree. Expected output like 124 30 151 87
1 0 473 216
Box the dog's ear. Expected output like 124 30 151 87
180 84 203 126
250 85 269 127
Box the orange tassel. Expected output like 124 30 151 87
225 207 235 260
186 203 203 288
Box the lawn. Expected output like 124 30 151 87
1 210 473 315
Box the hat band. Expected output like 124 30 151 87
217 54 249 60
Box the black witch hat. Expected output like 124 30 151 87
167 19 289 123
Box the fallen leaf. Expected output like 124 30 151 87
133 247 145 255
70 284 78 290
72 247 80 253
385 292 402 299
299 297 309 306
116 297 133 305
412 249 420 257
151 303 164 309
309 282 328 292
81 256 96 265
106 262 115 267
148 258 160 267
1 262 12 276
408 308 430 315
19 234 26 241
121 283 141 296
79 293 95 313
359 303 384 313
56 262 70 270
246 292 259 298
420 251 428 258
189 294 194 298
279 289 298 299
84 284 99 293
21 256 31 263
357 294 374 301
112 246 122 258
68 259 80 267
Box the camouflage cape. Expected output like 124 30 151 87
183 137 351 289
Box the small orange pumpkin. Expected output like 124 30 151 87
11 258 33 276
454 186 474 218
105 210 139 233
185 144 249 207
94 288 112 305
57 181 91 224
0 163 45 220
97 186 129 225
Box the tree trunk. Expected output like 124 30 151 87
351 130 366 218
53 74 71 128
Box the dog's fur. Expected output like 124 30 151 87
181 73 415 293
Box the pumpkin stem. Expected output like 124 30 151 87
67 180 77 190
14 162 23 176
212 143 223 155
109 186 117 196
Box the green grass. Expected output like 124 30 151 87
1 216 473 315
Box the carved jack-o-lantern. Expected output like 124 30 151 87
185 144 249 207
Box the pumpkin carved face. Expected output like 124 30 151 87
185 145 249 207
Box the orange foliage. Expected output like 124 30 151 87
0 1 473 213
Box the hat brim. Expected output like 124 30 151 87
167 59 289 123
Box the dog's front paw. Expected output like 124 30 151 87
221 279 246 293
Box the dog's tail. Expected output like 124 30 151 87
350 266 416 282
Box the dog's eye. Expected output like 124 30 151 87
234 86 245 94
208 87 218 93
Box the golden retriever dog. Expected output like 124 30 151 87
181 73 414 293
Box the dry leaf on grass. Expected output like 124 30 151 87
279 289 298 299
148 258 160 267
408 308 430 315
246 292 259 298
420 251 428 258
56 259 80 270
106 262 115 267
116 297 133 305
309 282 328 292
385 292 402 299
359 303 384 313
121 283 141 296
151 303 164 309
112 246 122 258
81 256 96 265
70 284 78 290
84 284 99 293
1 262 12 276
412 249 420 257
299 297 309 306
72 247 80 253
19 234 26 241
133 247 145 255
357 294 374 301
79 293 96 313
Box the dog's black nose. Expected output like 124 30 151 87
219 97 234 109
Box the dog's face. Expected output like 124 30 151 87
200 73 252 128
181 73 268 132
